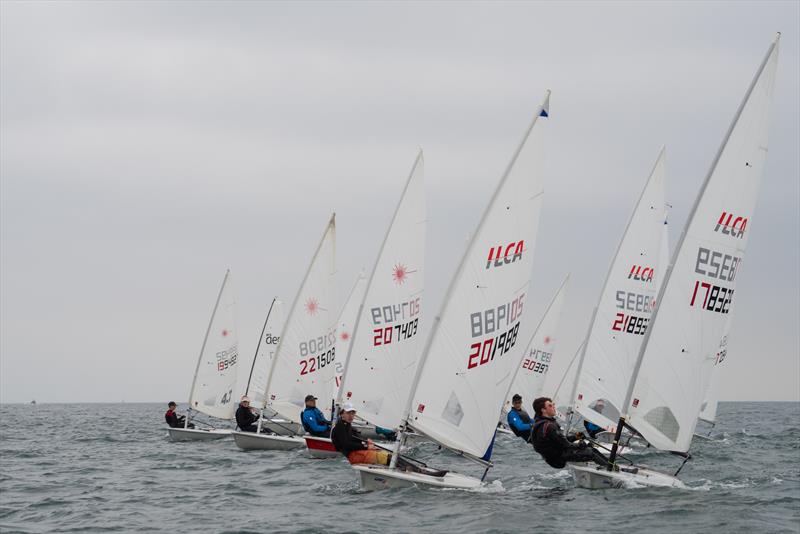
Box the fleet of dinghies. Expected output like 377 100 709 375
166 35 780 491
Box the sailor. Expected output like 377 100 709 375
165 401 194 428
330 402 390 466
583 399 606 439
506 393 534 442
301 395 332 437
235 396 260 432
531 396 609 469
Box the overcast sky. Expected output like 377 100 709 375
1 1 798 404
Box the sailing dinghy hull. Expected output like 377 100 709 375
304 436 340 459
167 428 232 442
569 462 686 489
232 431 305 451
260 419 302 436
353 464 483 491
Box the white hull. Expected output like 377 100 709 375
260 419 302 436
167 428 232 442
569 462 686 489
232 431 305 451
353 464 483 491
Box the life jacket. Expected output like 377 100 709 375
508 408 532 438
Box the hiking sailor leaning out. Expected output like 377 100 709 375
531 396 609 469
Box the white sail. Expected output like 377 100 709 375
245 298 284 409
625 36 779 453
334 272 368 397
337 152 426 430
507 275 569 407
698 369 720 424
552 343 583 418
402 93 549 460
571 148 668 432
188 270 239 420
265 215 338 423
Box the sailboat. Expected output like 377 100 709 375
233 215 338 451
500 275 569 434
562 147 668 449
239 298 302 437
571 34 780 489
354 91 549 490
305 271 368 458
168 270 238 441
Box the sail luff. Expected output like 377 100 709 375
400 91 550 460
336 151 424 409
188 270 230 406
616 35 780 455
264 214 336 422
620 36 779 423
246 297 277 402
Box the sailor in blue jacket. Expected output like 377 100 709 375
507 394 534 442
301 395 331 437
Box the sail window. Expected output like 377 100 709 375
643 406 680 442
442 391 464 426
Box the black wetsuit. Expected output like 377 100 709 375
165 409 185 428
330 419 368 457
165 409 194 429
235 404 260 432
532 415 608 468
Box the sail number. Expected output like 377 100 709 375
521 348 551 374
216 346 238 372
689 280 733 314
299 331 336 357
468 323 520 370
373 318 419 346
611 313 649 335
299 347 335 376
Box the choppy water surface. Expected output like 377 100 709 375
1 402 798 533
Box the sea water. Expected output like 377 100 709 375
1 402 798 533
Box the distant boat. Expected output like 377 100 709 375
168 270 238 442
30 400 36 405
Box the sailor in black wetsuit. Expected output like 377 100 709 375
165 401 194 428
235 396 260 432
531 396 609 469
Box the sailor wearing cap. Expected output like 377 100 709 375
235 396 261 432
301 394 331 437
330 402 391 466
507 393 534 442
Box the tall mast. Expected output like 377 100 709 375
262 214 336 414
608 34 780 468
396 91 550 465
245 297 277 403
335 150 424 408
188 270 230 408
565 147 665 430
